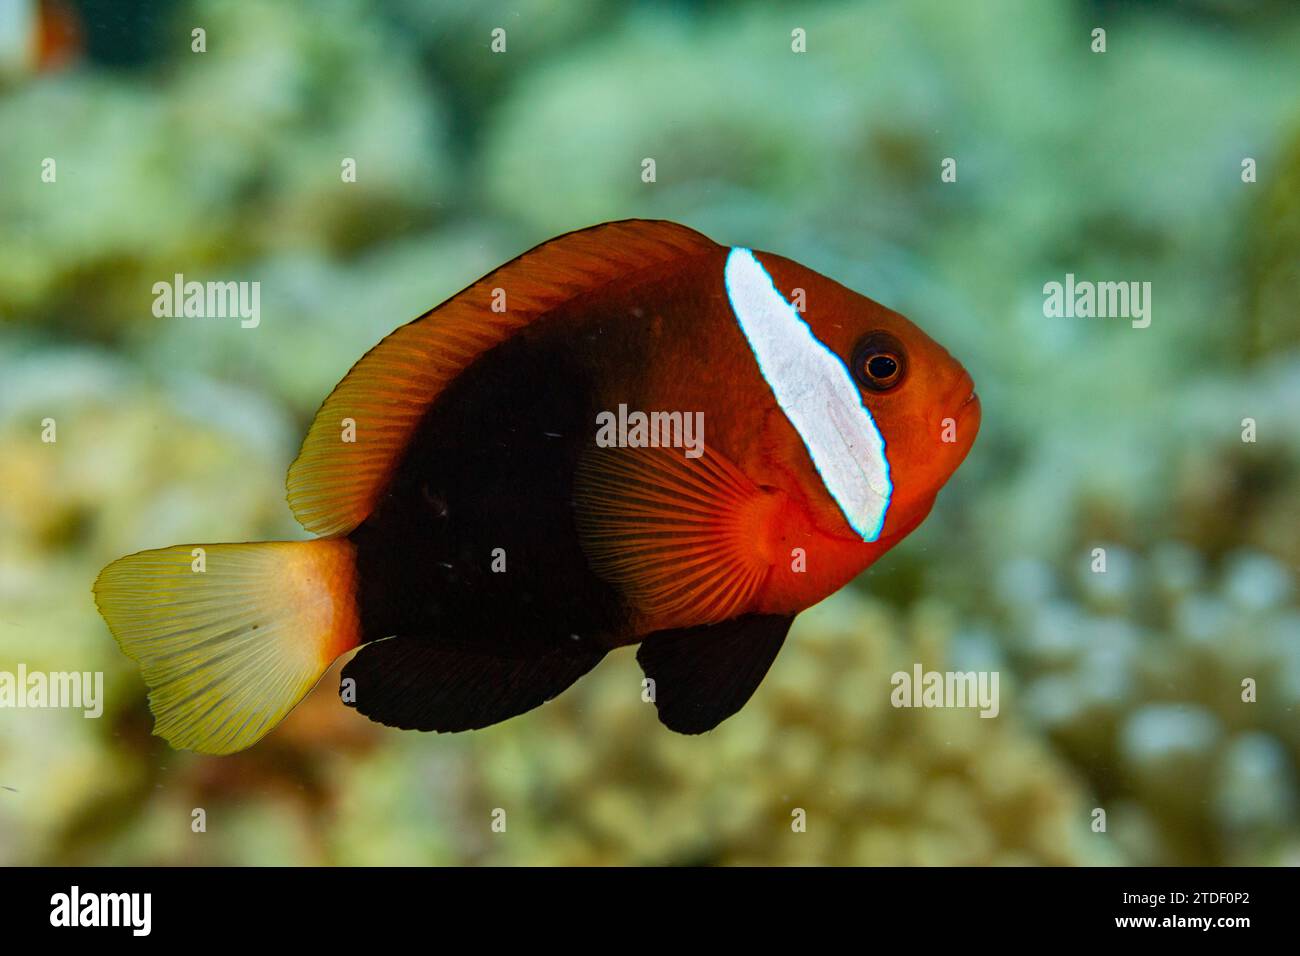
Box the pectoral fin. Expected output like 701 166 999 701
574 445 781 626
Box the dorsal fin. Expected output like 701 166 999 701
287 220 721 536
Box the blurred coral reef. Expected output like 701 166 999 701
1 0 1298 865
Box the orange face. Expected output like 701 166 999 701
834 299 981 530
593 243 980 621
752 251 981 543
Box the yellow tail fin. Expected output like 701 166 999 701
93 539 361 755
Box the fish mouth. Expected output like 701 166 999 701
950 375 981 439
956 391 981 454
947 372 978 413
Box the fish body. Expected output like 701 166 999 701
94 220 979 752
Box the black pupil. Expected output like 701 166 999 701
867 354 898 381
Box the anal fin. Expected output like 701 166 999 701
637 613 793 734
340 637 604 733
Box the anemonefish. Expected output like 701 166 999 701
94 220 980 754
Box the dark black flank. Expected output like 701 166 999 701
347 326 629 655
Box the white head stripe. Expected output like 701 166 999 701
723 247 892 541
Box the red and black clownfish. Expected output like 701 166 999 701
94 220 980 754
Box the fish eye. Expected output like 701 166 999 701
851 332 906 392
